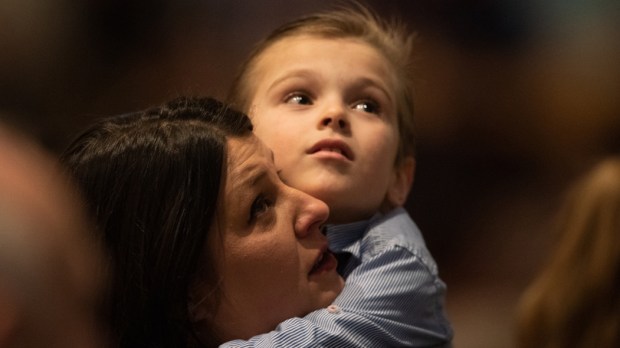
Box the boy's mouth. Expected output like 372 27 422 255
307 139 354 160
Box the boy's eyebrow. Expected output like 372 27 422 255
265 69 318 94
352 77 394 104
266 69 394 104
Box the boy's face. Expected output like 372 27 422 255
247 36 403 223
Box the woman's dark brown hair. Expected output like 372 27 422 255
61 97 253 347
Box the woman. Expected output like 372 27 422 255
61 97 344 347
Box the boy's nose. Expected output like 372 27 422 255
318 104 349 132
322 117 347 130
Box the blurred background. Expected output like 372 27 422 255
1 0 618 347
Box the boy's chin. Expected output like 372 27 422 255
326 204 378 224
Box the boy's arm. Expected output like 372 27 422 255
220 243 453 347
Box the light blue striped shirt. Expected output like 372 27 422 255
221 207 453 347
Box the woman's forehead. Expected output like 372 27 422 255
225 136 273 187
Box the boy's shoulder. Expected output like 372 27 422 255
362 207 435 265
367 207 424 243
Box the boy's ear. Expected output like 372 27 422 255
386 156 415 207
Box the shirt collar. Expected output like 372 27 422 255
325 217 372 253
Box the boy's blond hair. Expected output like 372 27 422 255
228 2 417 164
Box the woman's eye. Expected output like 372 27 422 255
249 195 272 223
284 93 312 105
353 100 381 115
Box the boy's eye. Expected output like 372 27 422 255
353 100 381 115
285 93 312 105
249 194 272 223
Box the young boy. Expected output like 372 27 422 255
223 4 453 347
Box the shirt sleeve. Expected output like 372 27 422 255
220 245 453 348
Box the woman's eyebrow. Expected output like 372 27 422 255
229 161 266 194
240 167 268 188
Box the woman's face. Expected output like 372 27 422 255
205 134 344 342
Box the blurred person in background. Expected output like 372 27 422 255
0 121 105 348
516 157 620 348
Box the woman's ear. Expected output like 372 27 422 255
386 156 415 208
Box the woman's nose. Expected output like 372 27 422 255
293 189 330 238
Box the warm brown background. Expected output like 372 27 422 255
2 1 619 347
